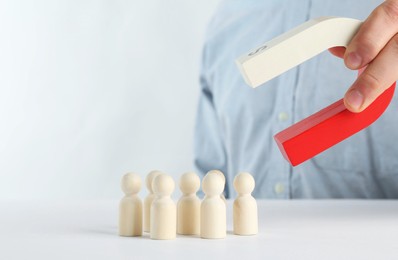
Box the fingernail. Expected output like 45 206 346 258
346 52 362 69
346 89 364 110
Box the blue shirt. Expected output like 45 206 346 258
194 0 398 199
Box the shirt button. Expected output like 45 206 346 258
278 112 289 121
274 183 285 194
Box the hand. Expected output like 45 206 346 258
329 0 398 113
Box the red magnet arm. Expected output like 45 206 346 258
274 77 396 166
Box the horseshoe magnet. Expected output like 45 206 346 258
236 17 396 166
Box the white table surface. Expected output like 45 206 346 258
1 200 398 260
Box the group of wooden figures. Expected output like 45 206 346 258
119 169 258 240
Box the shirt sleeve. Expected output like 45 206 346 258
194 43 227 181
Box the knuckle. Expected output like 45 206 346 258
381 1 398 23
361 71 382 93
390 34 398 51
355 36 380 58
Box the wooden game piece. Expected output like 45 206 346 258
200 172 226 239
233 172 258 236
236 16 396 166
150 174 176 240
177 172 201 235
143 170 162 232
207 170 226 202
119 172 143 237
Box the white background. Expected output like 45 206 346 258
0 0 220 199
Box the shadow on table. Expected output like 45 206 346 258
77 225 117 236
77 227 159 240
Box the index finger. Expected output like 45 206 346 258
345 0 398 69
